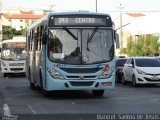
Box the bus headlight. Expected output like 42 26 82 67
1 61 7 66
47 68 64 79
99 68 113 79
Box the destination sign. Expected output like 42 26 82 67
49 15 112 27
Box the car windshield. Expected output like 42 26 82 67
116 59 127 66
48 28 114 65
1 42 26 60
135 58 160 67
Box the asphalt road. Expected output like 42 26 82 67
0 74 160 120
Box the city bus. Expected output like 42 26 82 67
1 36 26 77
26 12 119 96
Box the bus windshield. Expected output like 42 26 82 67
1 42 26 60
48 28 114 65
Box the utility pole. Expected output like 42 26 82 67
49 4 55 12
0 0 2 48
96 0 97 13
118 3 124 49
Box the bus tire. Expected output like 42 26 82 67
39 70 49 97
29 68 36 90
42 89 50 97
3 73 7 77
92 90 104 97
30 82 36 90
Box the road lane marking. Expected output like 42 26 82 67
27 104 37 114
3 104 11 116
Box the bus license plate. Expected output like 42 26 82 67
101 82 112 86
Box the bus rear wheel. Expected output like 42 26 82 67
92 90 104 97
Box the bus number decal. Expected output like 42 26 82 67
2 50 10 56
58 18 68 24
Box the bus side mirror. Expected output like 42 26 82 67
42 33 47 44
115 32 120 49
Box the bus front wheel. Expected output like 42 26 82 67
92 90 104 97
39 71 50 97
3 73 7 77
30 82 36 90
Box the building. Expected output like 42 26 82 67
115 12 160 56
1 8 45 30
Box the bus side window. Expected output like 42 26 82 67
39 25 43 50
36 27 40 50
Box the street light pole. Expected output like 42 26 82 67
96 0 97 13
0 0 2 47
49 4 55 12
118 3 124 49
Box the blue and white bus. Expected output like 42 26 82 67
1 37 26 77
26 12 119 96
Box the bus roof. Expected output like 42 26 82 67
27 11 112 30
48 11 111 17
2 37 26 43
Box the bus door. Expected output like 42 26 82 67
31 33 37 84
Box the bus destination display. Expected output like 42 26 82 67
49 16 112 27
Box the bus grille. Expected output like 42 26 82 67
66 76 96 79
10 68 23 71
9 63 24 66
70 81 94 86
60 68 101 73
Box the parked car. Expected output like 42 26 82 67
155 56 160 61
115 58 128 83
122 57 160 86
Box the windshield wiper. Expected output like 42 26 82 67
87 27 98 43
63 27 78 40
87 27 98 51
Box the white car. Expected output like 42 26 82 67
122 57 160 86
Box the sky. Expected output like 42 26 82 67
2 0 160 12
2 0 160 21
2 0 160 34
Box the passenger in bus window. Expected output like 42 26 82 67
50 37 62 53
71 47 81 56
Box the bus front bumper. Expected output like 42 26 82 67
44 76 115 91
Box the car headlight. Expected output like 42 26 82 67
1 61 7 66
47 68 64 79
136 69 146 75
99 68 113 79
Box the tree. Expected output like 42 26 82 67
120 34 160 56
2 25 16 40
2 25 26 40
